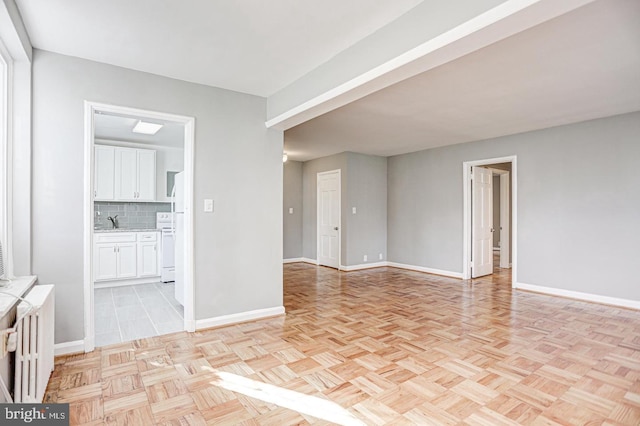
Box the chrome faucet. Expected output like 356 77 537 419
107 215 118 229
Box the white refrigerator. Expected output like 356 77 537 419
172 171 185 306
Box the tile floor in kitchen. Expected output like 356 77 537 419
94 282 184 347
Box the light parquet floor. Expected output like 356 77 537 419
45 263 640 425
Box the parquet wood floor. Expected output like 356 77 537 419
45 263 640 425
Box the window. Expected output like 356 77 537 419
0 39 10 278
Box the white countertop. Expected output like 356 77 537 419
0 275 37 319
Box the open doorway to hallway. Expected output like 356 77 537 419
463 156 517 286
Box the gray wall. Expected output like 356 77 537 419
345 153 387 265
300 152 387 267
388 111 640 301
32 50 283 343
283 161 303 259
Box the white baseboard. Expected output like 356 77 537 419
386 262 463 279
515 282 640 310
94 276 160 288
341 262 388 271
54 340 85 356
283 258 319 265
196 306 285 330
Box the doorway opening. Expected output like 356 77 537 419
317 169 341 269
83 102 195 352
462 156 517 286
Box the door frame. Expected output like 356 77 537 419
316 169 341 270
83 101 196 352
462 156 517 286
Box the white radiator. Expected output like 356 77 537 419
14 284 55 403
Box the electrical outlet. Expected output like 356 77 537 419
363 255 367 262
379 253 383 260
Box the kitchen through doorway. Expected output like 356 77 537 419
83 103 195 352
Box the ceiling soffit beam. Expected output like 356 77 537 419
265 0 596 131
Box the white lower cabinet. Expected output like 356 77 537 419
137 232 158 277
94 231 159 282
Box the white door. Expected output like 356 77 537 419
317 171 340 269
472 166 493 278
94 145 115 200
115 147 138 200
137 149 156 201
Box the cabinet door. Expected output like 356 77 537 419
138 242 158 277
115 148 138 200
137 149 156 201
117 243 137 278
94 244 118 281
94 145 115 200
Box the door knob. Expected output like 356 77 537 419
334 227 339 231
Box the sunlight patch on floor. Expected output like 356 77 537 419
205 368 366 426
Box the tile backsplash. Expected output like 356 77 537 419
95 202 171 230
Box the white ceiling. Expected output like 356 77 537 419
16 0 422 97
16 0 640 162
94 112 184 148
285 0 640 161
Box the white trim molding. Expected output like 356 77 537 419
515 282 640 310
54 340 85 356
284 259 464 279
387 262 463 279
283 258 304 264
341 262 388 272
195 306 285 330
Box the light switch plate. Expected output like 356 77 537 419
289 207 294 214
352 207 357 214
204 199 214 212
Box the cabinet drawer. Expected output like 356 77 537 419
94 233 136 243
137 232 158 242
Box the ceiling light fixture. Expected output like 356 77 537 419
133 120 163 135
283 152 288 163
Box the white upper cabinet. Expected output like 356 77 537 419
96 144 156 201
94 145 115 200
137 149 157 201
114 147 138 200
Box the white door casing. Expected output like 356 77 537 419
471 166 493 278
499 172 510 269
317 170 340 269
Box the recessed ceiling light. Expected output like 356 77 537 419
133 120 163 135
